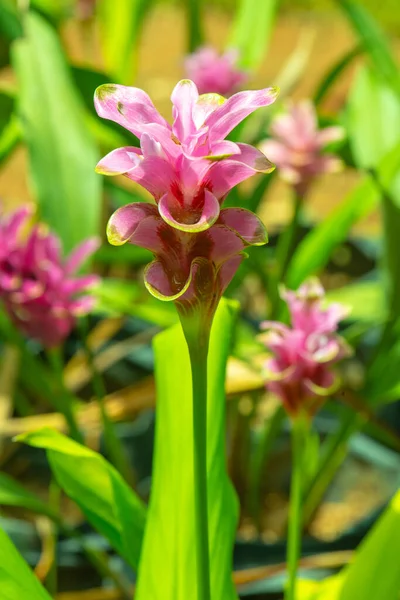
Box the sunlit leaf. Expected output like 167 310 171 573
135 299 239 600
0 526 52 600
15 428 146 570
326 281 384 322
230 0 278 70
338 0 400 96
314 46 362 106
97 0 152 83
0 473 56 519
12 12 102 253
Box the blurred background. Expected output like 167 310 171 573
0 1 400 599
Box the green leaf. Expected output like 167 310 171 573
314 46 362 106
97 0 151 83
135 299 239 600
326 281 384 322
300 488 400 600
12 12 102 253
338 0 400 96
0 0 22 42
230 0 278 70
286 176 379 289
0 526 52 600
346 66 400 170
15 428 146 570
0 473 57 519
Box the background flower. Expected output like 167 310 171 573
260 100 345 196
184 46 248 96
0 207 99 347
259 278 351 416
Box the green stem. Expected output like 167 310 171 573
78 319 134 485
271 193 302 318
285 416 308 600
187 0 203 52
47 347 83 444
181 319 211 600
248 405 285 533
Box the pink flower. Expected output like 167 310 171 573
0 207 99 348
260 100 344 195
94 80 278 310
184 47 248 96
259 279 351 416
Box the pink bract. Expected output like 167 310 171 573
259 279 351 416
95 79 278 308
260 100 344 196
184 46 248 96
0 206 99 348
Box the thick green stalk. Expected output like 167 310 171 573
180 314 212 600
285 416 308 600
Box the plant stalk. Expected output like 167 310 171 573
180 314 212 600
285 416 308 600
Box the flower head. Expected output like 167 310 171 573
260 100 344 195
184 47 248 96
95 79 278 313
259 278 351 417
0 207 99 347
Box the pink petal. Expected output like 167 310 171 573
206 144 274 198
204 87 279 141
207 224 246 263
171 80 199 142
193 93 226 128
63 275 100 295
217 255 243 294
259 140 290 167
95 147 141 176
158 189 220 233
123 155 176 200
64 237 100 275
5 206 33 240
144 259 191 301
316 126 345 147
94 84 170 138
218 208 268 245
140 133 166 158
106 203 159 246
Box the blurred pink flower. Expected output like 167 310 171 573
95 79 278 309
260 100 345 195
184 47 248 96
259 278 351 416
0 207 99 348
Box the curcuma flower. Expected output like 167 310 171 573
260 100 344 196
259 279 351 417
184 46 248 96
95 79 278 314
0 207 99 348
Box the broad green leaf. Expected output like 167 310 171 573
364 318 400 403
135 299 239 600
326 281 384 322
230 0 278 70
286 176 379 289
98 0 152 83
12 12 101 253
0 526 52 600
94 278 177 326
0 92 13 136
0 473 57 519
16 428 146 570
299 487 400 600
346 66 400 170
338 0 400 96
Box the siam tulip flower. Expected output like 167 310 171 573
0 206 99 348
184 46 248 96
94 79 278 318
259 278 351 417
260 100 345 196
